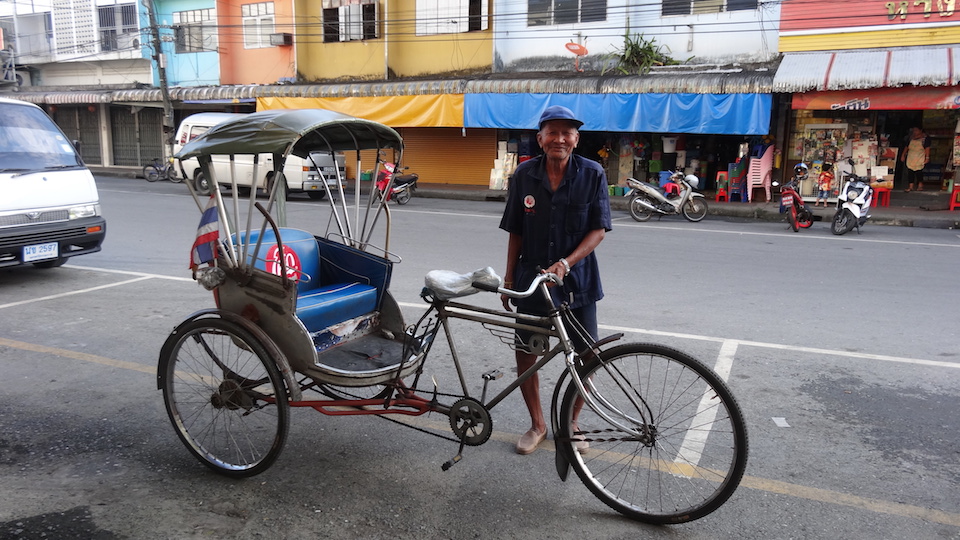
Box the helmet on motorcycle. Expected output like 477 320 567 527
794 163 809 177
684 174 700 189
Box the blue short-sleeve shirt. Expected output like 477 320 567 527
499 154 612 309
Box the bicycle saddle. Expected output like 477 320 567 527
424 267 502 300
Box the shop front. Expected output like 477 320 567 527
774 47 960 202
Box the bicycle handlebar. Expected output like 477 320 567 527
472 272 561 298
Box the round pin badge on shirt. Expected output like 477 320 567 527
523 195 535 208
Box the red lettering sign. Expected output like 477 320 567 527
265 244 302 280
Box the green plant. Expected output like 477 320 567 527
603 33 683 75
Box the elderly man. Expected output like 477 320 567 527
498 105 613 455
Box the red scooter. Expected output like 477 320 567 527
376 162 419 205
775 163 816 232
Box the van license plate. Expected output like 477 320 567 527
23 242 58 262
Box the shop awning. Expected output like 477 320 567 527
464 93 772 135
256 95 464 127
773 46 960 92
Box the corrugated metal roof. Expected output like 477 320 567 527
4 68 775 105
773 46 959 92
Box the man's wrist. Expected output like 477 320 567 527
559 258 571 273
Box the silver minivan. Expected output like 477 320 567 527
174 112 346 200
0 98 106 268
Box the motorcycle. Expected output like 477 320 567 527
831 161 873 235
774 164 816 232
625 170 708 222
376 162 419 205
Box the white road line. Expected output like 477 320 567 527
674 339 738 467
397 302 957 370
0 276 152 309
67 264 194 282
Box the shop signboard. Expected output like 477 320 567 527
792 86 960 111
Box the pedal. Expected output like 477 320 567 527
480 370 502 402
482 369 503 381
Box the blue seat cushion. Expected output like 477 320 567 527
296 282 378 332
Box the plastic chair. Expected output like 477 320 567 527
728 160 748 202
871 186 891 207
746 145 774 202
663 182 680 196
715 171 728 202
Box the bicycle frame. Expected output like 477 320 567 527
281 275 646 441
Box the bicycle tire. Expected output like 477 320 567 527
558 343 748 524
788 204 799 232
158 317 290 477
143 164 159 182
167 165 183 183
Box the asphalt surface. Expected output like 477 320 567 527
92 166 960 229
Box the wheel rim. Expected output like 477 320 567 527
629 196 654 222
682 198 707 221
561 345 747 524
162 320 288 475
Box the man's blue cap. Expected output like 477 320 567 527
538 105 584 129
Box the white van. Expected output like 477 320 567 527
0 97 106 269
174 112 346 200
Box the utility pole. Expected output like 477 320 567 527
145 0 174 159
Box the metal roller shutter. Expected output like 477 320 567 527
398 127 498 187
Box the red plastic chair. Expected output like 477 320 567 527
663 182 680 196
871 186 891 207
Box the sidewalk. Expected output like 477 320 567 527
91 167 960 230
414 183 960 230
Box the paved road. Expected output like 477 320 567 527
0 176 957 539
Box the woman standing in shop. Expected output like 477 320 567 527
902 126 931 192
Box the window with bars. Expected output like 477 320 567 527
242 2 275 49
173 9 218 53
98 4 138 52
415 0 488 35
322 0 379 43
528 0 606 26
662 0 757 16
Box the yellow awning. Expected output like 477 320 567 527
256 95 464 128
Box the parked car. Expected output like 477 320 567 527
0 97 106 268
174 112 346 199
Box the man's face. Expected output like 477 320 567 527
537 120 580 161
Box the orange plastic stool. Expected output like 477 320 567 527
715 187 728 202
950 186 960 211
871 186 891 207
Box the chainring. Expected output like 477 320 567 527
448 397 492 446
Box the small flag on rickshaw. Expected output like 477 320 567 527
190 195 219 269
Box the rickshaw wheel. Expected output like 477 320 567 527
159 317 290 477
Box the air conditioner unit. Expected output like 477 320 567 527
269 33 293 47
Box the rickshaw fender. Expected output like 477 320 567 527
549 332 625 481
157 308 302 402
550 367 573 482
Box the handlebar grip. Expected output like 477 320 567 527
472 280 500 293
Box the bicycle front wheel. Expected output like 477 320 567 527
559 343 748 524
158 318 290 477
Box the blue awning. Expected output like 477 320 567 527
464 93 771 135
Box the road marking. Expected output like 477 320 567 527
68 264 195 282
611 221 960 248
0 276 153 310
1 335 958 527
674 339 738 468
395 302 959 370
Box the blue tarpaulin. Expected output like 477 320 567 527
463 93 771 135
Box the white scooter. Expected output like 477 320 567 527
831 160 873 235
625 170 708 222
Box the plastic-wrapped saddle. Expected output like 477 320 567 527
424 267 502 300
